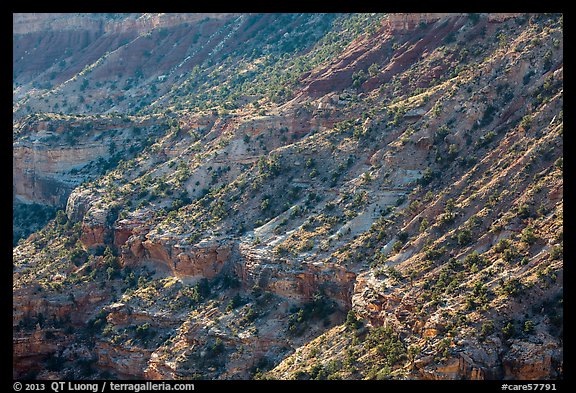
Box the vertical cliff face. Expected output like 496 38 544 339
13 114 163 205
13 13 562 380
12 113 165 245
13 143 106 205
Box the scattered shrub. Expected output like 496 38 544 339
345 310 362 330
516 204 531 219
523 320 535 334
480 321 494 337
521 227 538 245
364 326 406 366
549 244 563 260
457 229 473 246
494 238 511 253
502 321 516 339
501 278 524 297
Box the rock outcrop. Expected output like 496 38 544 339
238 244 356 307
13 115 162 208
13 142 104 206
502 340 563 380
131 238 233 281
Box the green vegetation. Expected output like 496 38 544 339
287 292 335 336
480 320 494 336
345 311 363 330
13 12 563 381
520 227 538 245
523 320 535 334
502 321 516 339
13 203 57 246
364 326 406 367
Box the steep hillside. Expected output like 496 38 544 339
13 13 562 380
